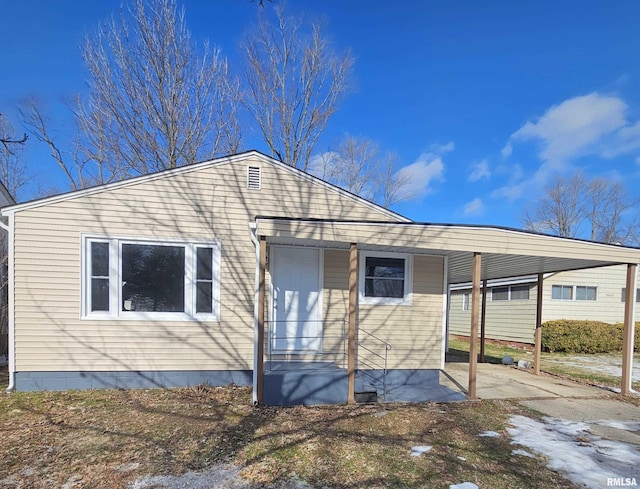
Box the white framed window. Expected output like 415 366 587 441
359 251 412 305
82 236 221 321
462 292 470 311
491 284 530 301
551 284 597 301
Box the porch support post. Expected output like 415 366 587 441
534 273 544 375
622 263 637 395
347 243 358 404
480 279 488 363
469 252 482 399
256 236 267 405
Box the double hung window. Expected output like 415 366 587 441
83 236 221 320
359 251 412 305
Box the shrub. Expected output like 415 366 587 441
541 320 640 354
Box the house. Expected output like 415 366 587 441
3 151 639 404
448 265 640 346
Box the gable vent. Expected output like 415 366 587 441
247 166 261 190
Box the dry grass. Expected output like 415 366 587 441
0 383 579 489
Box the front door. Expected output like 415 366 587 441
271 246 322 353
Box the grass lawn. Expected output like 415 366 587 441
448 338 640 392
0 382 579 488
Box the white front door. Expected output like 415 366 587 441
271 246 322 353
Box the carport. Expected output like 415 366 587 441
253 218 640 403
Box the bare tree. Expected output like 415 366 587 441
586 177 638 244
309 135 413 208
376 152 412 209
0 115 29 200
25 0 241 188
523 172 638 244
242 6 353 170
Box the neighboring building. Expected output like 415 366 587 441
448 265 640 345
3 151 639 405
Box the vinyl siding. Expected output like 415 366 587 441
358 255 445 370
448 286 537 344
13 155 398 372
542 265 640 323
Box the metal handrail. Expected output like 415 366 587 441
266 320 347 369
357 328 392 399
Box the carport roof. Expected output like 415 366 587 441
255 217 640 284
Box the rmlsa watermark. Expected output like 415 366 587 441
607 478 637 487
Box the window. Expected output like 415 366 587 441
551 285 596 301
462 292 470 311
491 284 530 301
620 288 640 303
359 251 412 305
492 287 509 301
84 236 220 320
510 285 530 300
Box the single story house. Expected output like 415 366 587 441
3 151 639 404
449 265 640 346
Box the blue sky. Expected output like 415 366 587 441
2 1 640 228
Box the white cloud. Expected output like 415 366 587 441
430 141 455 154
508 92 628 165
462 198 484 216
468 159 491 182
395 153 445 198
501 142 513 158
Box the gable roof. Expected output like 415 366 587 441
1 150 410 222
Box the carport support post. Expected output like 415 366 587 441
534 273 543 376
621 263 637 395
469 252 482 399
480 280 487 363
347 243 358 404
257 236 267 405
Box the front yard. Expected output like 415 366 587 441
0 382 578 489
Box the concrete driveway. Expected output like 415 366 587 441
441 361 640 446
441 361 611 399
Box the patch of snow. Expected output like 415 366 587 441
511 448 534 458
410 445 432 456
449 483 479 489
507 415 640 488
478 430 500 438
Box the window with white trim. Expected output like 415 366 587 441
83 236 221 320
491 284 530 301
551 284 597 301
359 251 412 305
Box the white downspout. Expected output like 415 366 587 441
4 213 15 392
249 222 260 405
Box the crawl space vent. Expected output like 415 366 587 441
247 166 261 190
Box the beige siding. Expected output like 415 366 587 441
448 286 537 344
542 265 640 323
13 155 397 372
358 255 445 370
